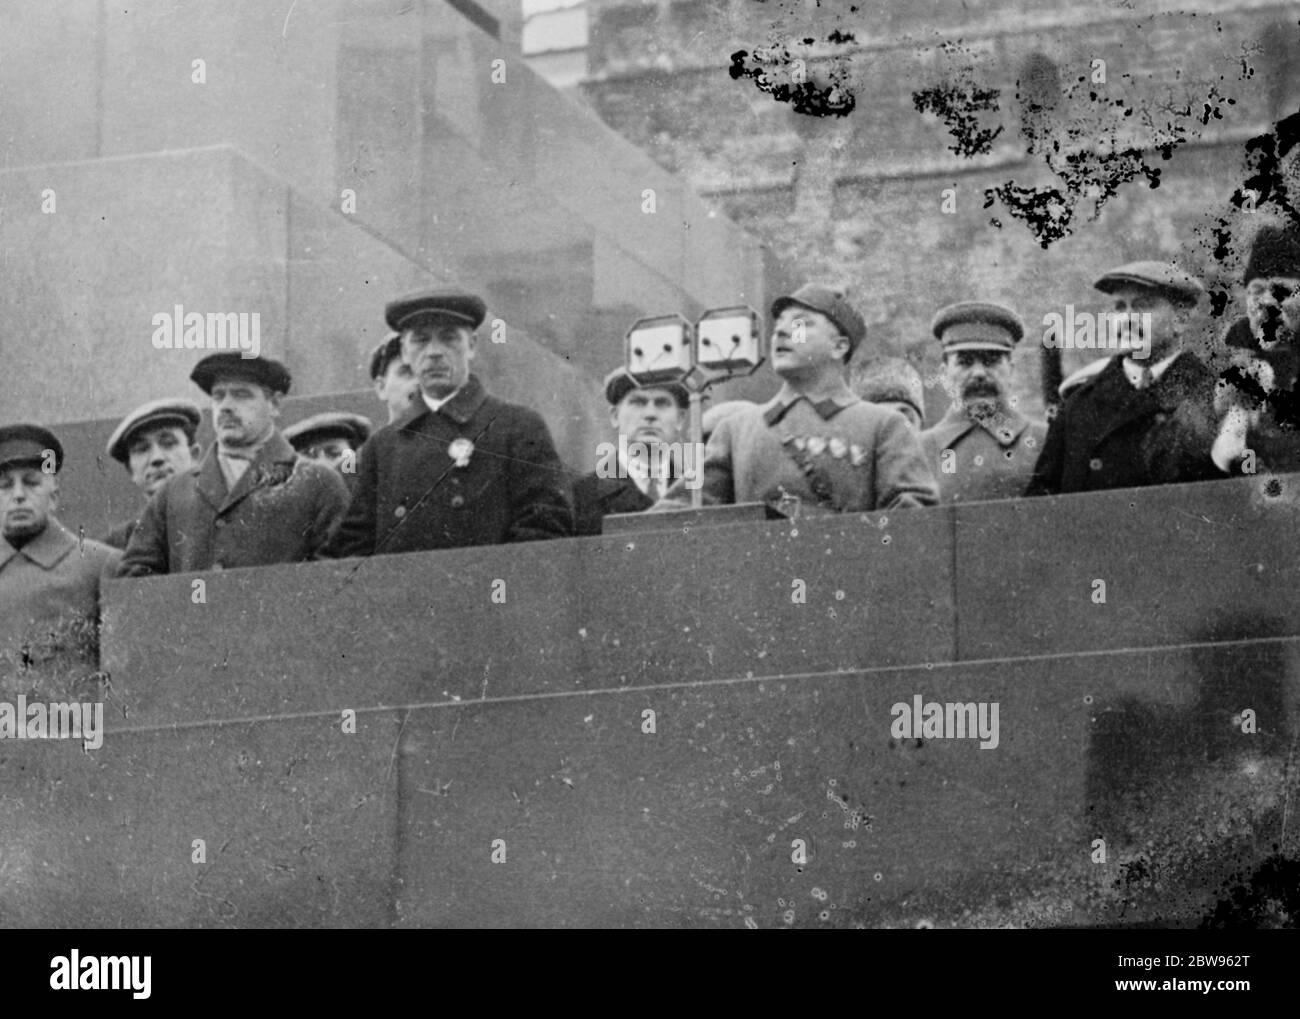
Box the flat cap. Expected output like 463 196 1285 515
931 301 1025 352
282 412 373 450
853 357 926 421
1243 224 1300 285
368 332 404 380
604 367 690 409
0 423 63 473
772 283 867 354
1093 261 1204 307
386 291 487 332
106 398 202 464
190 353 292 395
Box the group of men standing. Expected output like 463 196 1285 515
3 222 1299 679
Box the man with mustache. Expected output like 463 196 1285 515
655 283 937 514
920 303 1047 503
119 354 350 575
327 290 572 557
1025 262 1216 496
574 368 689 535
1 425 121 680
100 398 202 550
1150 224 1300 481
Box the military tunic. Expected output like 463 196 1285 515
921 405 1048 503
0 521 120 682
659 386 938 513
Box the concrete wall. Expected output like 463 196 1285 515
2 472 1296 926
0 0 772 397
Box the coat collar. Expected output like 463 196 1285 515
195 430 300 514
0 518 77 571
395 374 489 430
762 382 859 426
927 403 1032 449
1082 353 1209 442
589 474 649 506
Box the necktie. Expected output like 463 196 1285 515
645 476 661 503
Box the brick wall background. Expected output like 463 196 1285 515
560 0 1300 420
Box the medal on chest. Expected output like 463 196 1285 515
448 437 474 468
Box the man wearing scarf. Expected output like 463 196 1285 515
118 354 350 576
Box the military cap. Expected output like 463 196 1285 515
1243 224 1300 285
0 423 63 473
1093 261 1204 307
283 412 373 450
931 301 1025 353
604 367 690 409
105 398 202 465
368 332 404 380
772 283 867 354
190 353 292 395
385 291 487 332
853 357 926 421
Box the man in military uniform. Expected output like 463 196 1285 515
119 354 350 575
701 399 752 443
100 398 202 549
370 332 420 424
853 357 926 433
1025 261 1216 496
920 303 1047 503
0 425 121 682
283 412 373 474
656 283 938 513
327 290 573 557
573 368 689 536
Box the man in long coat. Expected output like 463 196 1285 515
0 425 121 684
1144 223 1300 481
1025 261 1218 496
100 397 203 550
921 302 1048 503
327 291 573 557
119 354 349 575
573 367 689 536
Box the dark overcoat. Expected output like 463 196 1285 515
327 375 573 557
1 520 120 682
119 431 349 575
572 473 654 536
1025 353 1221 495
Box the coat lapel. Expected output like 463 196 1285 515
1085 353 1209 447
595 476 651 514
193 449 228 514
217 432 300 515
926 406 976 450
0 520 76 570
1085 357 1154 445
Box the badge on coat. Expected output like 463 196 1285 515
448 437 474 468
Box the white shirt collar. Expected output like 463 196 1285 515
1123 352 1179 389
423 389 461 415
